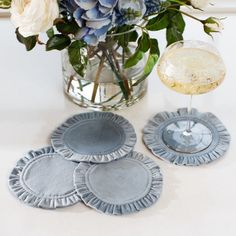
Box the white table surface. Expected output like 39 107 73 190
0 12 236 236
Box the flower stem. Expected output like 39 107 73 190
91 55 105 103
169 8 203 22
99 46 129 100
110 49 131 96
67 75 74 93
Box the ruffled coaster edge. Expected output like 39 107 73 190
8 146 81 209
51 112 137 163
143 108 231 166
74 151 163 215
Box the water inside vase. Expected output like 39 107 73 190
62 50 147 111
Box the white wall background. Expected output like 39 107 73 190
197 0 236 13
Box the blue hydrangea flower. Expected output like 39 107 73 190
60 0 118 45
115 0 146 26
59 0 162 45
144 0 161 16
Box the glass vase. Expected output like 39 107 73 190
62 36 148 111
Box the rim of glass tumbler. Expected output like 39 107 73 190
157 39 227 87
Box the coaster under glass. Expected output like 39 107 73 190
143 108 231 166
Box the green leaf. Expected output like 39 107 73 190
0 0 11 9
46 28 54 38
46 34 71 51
55 19 80 35
68 40 87 77
115 25 138 48
144 38 160 75
167 0 188 6
15 29 37 51
146 13 170 31
166 11 185 46
138 32 150 52
124 32 150 69
128 30 139 42
124 50 144 68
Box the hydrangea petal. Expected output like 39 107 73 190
99 0 118 8
76 27 90 38
75 0 97 10
98 5 113 15
83 34 99 45
73 7 85 27
86 18 111 29
83 7 100 19
94 24 111 37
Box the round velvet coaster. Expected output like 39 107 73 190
51 112 137 163
74 151 163 215
143 108 231 166
8 147 81 209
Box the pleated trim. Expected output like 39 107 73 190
143 108 231 166
8 146 81 209
51 112 137 163
74 151 163 215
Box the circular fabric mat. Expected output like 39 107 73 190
51 112 137 163
74 151 163 215
8 147 81 209
143 108 231 166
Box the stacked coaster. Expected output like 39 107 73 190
9 112 163 215
8 147 81 209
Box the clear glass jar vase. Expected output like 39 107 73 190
62 34 148 111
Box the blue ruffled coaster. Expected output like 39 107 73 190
51 112 137 163
143 108 231 166
8 147 81 209
74 151 163 215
